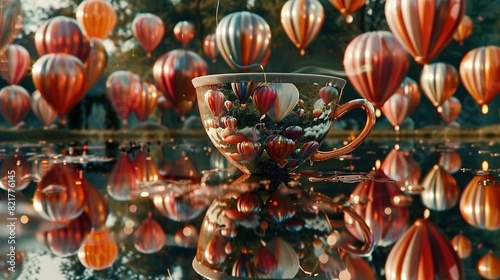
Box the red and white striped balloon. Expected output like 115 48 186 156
420 62 459 107
31 90 57 127
0 44 31 85
0 85 30 126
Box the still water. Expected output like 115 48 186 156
1 136 499 280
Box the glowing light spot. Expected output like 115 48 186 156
20 215 29 224
129 204 137 213
339 269 351 280
125 220 134 228
183 226 192 237
141 191 149 197
375 108 382 118
327 233 338 246
384 207 392 215
482 161 489 171
437 106 443 113
375 159 381 170
123 226 133 235
424 209 430 219
319 253 329 264
481 104 488 114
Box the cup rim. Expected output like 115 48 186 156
192 72 347 89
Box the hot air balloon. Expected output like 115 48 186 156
134 149 159 183
134 82 159 122
76 0 117 40
451 232 472 259
343 31 409 108
31 90 57 128
345 170 410 247
420 165 460 211
477 251 500 280
34 16 90 61
105 70 142 125
84 38 108 92
0 85 30 126
83 179 108 230
460 173 500 231
252 85 278 115
132 13 165 58
37 213 91 257
267 83 300 122
379 147 422 194
380 88 412 131
420 62 459 107
134 215 166 254
329 0 365 23
280 0 324 56
32 53 87 126
231 81 263 108
265 135 296 165
385 218 465 280
106 153 139 201
0 44 30 85
438 96 461 125
459 46 500 111
32 164 87 223
215 11 272 72
153 49 208 117
205 89 226 117
203 33 218 62
0 0 23 52
78 229 118 270
385 0 466 64
394 77 421 116
174 21 195 47
453 15 473 45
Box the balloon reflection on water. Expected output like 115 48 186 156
3 140 500 278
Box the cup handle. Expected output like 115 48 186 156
310 99 375 161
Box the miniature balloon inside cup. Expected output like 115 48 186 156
192 176 375 279
192 73 376 176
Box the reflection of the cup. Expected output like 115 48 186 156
194 177 375 279
345 170 410 248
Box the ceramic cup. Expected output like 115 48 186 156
192 73 376 175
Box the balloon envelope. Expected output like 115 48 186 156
439 96 461 125
343 31 409 108
31 90 57 127
281 0 324 56
203 34 218 62
153 49 208 116
459 46 500 105
84 38 108 92
215 11 272 72
105 70 142 125
34 16 90 62
173 21 195 47
134 82 159 122
31 53 87 125
385 0 466 64
420 62 459 107
132 13 165 57
0 44 31 85
453 15 473 45
0 84 30 126
76 0 117 39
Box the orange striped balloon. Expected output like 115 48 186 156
459 46 500 106
385 0 465 64
76 0 117 40
453 15 473 45
460 173 500 230
281 0 324 56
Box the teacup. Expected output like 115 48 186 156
192 73 375 175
